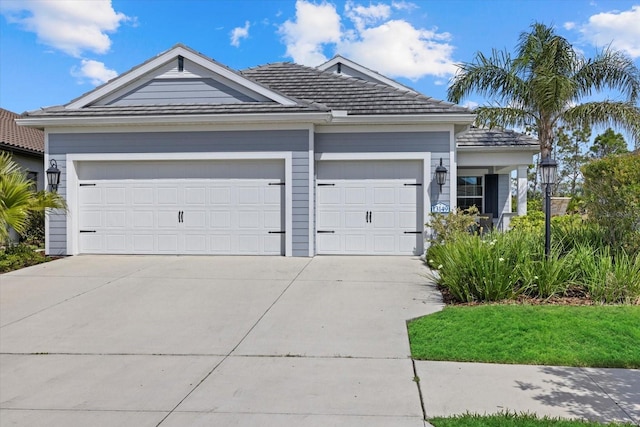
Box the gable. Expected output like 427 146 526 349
94 58 270 106
67 44 296 109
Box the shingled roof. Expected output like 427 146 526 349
243 62 470 115
0 108 44 154
457 126 538 148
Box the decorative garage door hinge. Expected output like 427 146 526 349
404 183 422 186
268 231 286 234
317 183 335 186
269 182 285 186
80 230 97 233
317 230 335 233
404 231 423 234
80 183 96 186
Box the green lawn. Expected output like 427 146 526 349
408 305 640 368
430 413 636 427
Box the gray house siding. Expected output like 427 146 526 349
315 131 449 153
315 131 451 213
105 78 261 106
47 155 67 255
47 130 310 256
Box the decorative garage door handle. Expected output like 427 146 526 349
178 211 184 223
365 211 372 223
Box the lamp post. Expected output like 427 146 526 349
435 158 448 193
46 159 61 192
539 155 558 259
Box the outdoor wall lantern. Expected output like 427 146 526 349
46 159 61 192
539 154 558 258
435 158 448 193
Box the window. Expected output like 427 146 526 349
26 171 38 190
457 176 483 212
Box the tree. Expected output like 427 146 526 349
448 22 640 159
0 152 66 243
555 125 590 196
590 128 629 158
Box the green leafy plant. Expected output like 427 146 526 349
425 205 479 246
0 243 50 273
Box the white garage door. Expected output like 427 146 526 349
77 160 284 255
316 160 423 255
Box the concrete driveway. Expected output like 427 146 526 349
0 255 441 426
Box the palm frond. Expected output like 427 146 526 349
572 48 640 103
561 101 640 149
474 106 535 132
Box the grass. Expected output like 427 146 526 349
408 305 640 368
429 413 636 427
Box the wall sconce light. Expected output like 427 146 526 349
435 158 448 193
46 159 61 192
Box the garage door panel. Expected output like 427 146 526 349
80 210 102 228
132 234 154 251
106 187 126 204
316 160 423 255
105 211 126 227
158 234 179 252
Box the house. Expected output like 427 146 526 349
1 107 45 191
17 44 537 257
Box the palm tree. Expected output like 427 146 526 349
448 22 640 159
0 152 66 243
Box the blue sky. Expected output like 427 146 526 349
1 0 639 131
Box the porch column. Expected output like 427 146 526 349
517 165 528 216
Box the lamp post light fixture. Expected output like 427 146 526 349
539 154 558 259
46 159 61 192
435 158 448 193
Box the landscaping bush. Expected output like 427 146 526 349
582 152 640 256
0 243 50 273
425 206 480 246
427 225 640 305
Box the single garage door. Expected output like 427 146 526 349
77 160 284 255
316 160 423 255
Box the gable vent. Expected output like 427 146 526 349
178 55 184 72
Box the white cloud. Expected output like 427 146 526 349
462 100 479 110
71 59 117 86
230 21 250 47
345 1 391 31
279 0 342 65
572 5 640 58
563 21 576 30
340 20 456 79
279 0 457 80
0 0 130 57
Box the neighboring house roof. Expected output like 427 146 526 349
317 55 418 93
457 126 539 149
0 108 44 154
243 62 469 116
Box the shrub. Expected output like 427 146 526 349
425 205 479 246
0 243 49 273
582 152 640 255
576 246 640 305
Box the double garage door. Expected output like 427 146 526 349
78 160 284 255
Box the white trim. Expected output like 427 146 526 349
16 112 332 129
328 114 475 125
315 123 454 133
38 122 317 134
67 46 297 108
457 168 490 176
449 126 457 211
65 152 293 256
308 125 315 257
315 152 429 161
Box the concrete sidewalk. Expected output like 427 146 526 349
415 360 640 425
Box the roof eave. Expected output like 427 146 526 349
16 112 334 129
329 113 476 125
457 144 539 153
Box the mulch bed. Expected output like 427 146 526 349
437 284 596 306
